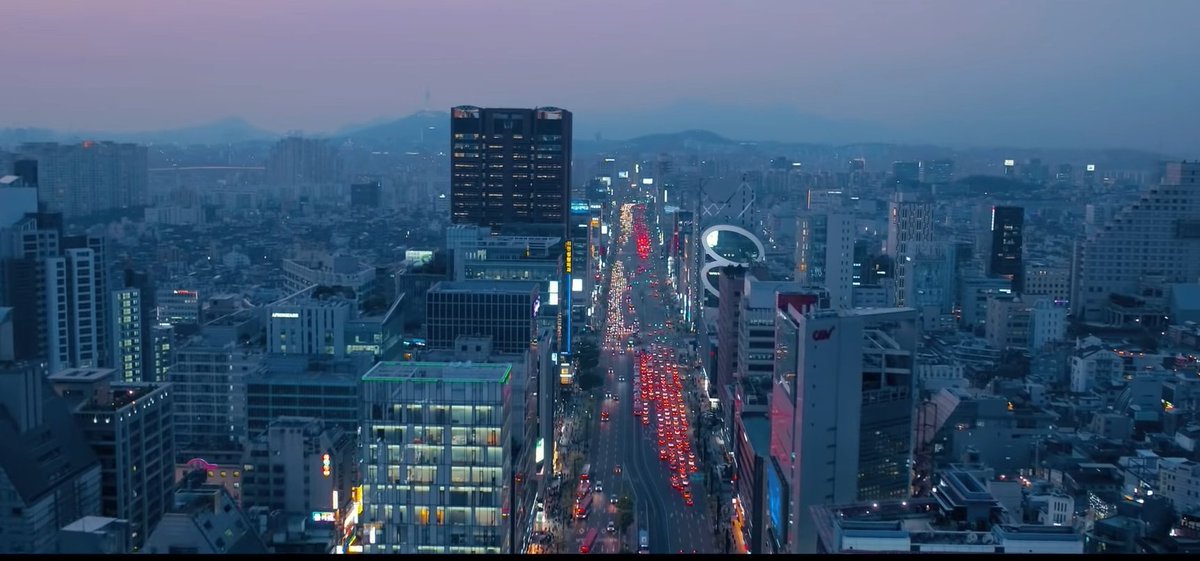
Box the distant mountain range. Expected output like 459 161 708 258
0 103 1184 162
0 117 277 146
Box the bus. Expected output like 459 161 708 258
580 528 600 554
638 529 649 554
580 464 592 482
575 495 593 520
576 480 591 499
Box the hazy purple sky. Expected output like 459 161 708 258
6 0 1199 151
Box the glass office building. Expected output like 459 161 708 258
359 362 514 554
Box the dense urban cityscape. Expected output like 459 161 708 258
3 1 1200 555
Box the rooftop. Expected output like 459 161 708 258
741 413 772 455
48 368 117 383
77 384 163 413
61 516 124 534
363 361 512 385
429 280 540 294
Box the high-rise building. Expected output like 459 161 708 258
63 235 112 368
901 240 957 331
148 323 174 383
47 368 175 550
425 281 540 354
19 141 148 218
981 206 1024 287
921 159 955 184
266 137 344 185
0 362 103 554
120 269 158 381
170 337 260 463
359 362 515 554
450 106 572 237
55 248 102 371
769 307 917 553
715 266 750 405
110 288 144 382
350 180 382 207
735 278 814 416
1074 161 1200 321
891 161 921 187
794 212 854 309
886 191 934 306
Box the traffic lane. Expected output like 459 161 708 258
634 290 715 550
581 352 625 547
623 337 670 553
614 278 666 552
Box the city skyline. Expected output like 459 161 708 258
4 0 1200 153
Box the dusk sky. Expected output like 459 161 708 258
6 0 1200 152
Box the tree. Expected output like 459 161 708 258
617 495 634 531
574 336 601 373
577 367 603 391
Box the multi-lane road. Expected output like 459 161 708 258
571 202 714 554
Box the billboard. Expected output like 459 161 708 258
767 457 788 545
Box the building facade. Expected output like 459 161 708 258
359 362 514 554
48 368 175 550
110 288 145 382
1074 161 1200 321
769 307 917 553
425 281 539 355
795 212 854 310
19 141 148 218
450 106 572 237
886 192 935 307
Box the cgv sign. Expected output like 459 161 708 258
811 327 836 342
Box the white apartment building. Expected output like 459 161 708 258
1158 458 1200 514
1069 337 1123 393
1074 161 1200 321
58 248 101 371
795 212 854 309
1030 298 1068 350
267 297 351 358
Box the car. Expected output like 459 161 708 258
607 521 616 533
685 497 694 507
610 495 619 504
595 481 604 492
614 465 622 475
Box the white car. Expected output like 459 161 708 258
606 521 617 533
594 481 604 492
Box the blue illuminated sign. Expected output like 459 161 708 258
767 458 786 538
